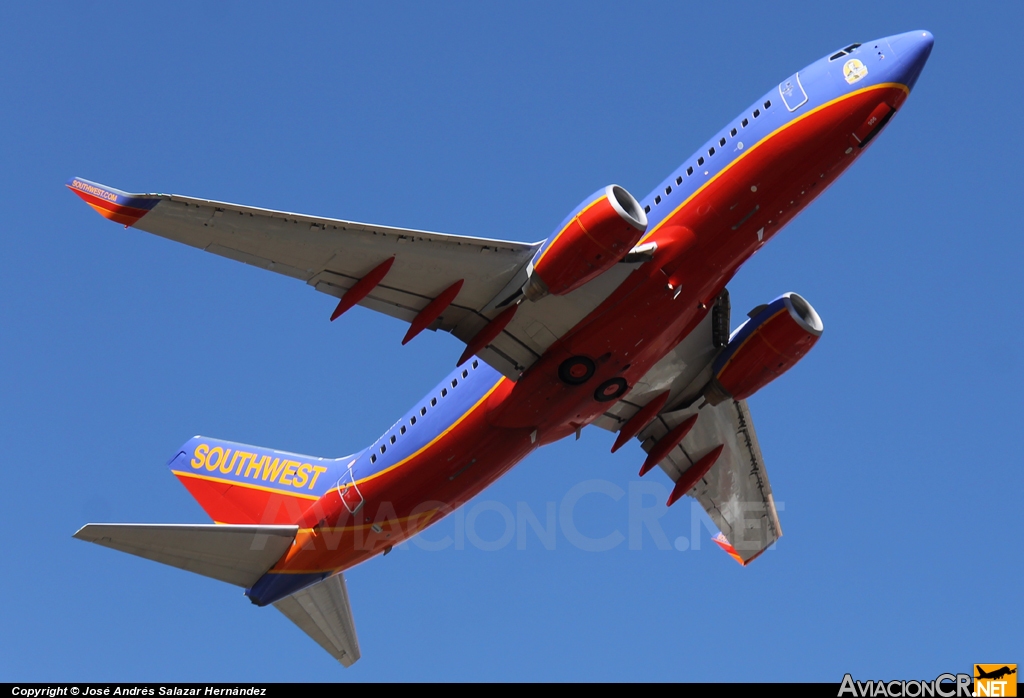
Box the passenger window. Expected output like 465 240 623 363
709 147 716 156
380 445 386 454
665 186 671 195
654 195 661 204
410 415 417 425
451 379 457 388
764 100 771 109
431 398 437 407
472 360 478 369
742 118 748 127
697 156 704 166
686 166 693 176
420 407 427 416
462 369 468 378
719 137 726 146
730 128 737 137
753 109 760 118
400 425 406 435
644 205 651 213
441 388 448 397
675 176 682 185
370 454 377 463
390 435 396 444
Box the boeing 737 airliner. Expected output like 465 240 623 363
70 31 933 666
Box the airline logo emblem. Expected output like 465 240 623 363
70 178 119 203
187 442 329 491
975 665 1017 697
844 58 868 84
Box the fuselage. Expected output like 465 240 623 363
245 31 934 605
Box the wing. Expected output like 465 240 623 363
68 177 640 380
638 399 782 564
592 292 782 563
274 573 360 667
72 523 299 587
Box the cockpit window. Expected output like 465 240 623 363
830 43 862 61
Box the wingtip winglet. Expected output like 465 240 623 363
712 532 748 565
66 177 160 227
713 531 771 567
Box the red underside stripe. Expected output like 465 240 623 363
72 190 152 226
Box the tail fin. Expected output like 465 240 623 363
168 437 350 525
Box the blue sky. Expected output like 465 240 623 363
1 0 1020 682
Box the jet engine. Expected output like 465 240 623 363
704 292 823 405
523 185 647 300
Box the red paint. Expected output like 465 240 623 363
716 310 820 401
175 473 318 525
640 414 699 477
458 304 518 366
611 390 670 453
852 102 893 145
654 226 698 289
533 191 646 296
68 187 151 227
402 279 464 345
667 445 724 506
330 257 395 321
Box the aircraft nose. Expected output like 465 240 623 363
886 30 934 90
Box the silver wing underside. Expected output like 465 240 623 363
72 523 298 587
126 189 642 380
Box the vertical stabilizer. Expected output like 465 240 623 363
167 436 352 525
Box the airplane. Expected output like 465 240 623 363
976 667 1017 681
68 30 934 667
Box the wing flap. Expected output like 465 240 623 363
637 399 782 562
274 573 360 667
141 191 537 297
73 523 298 587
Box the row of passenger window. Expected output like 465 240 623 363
644 98 775 213
369 359 481 464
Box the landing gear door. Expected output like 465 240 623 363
336 461 364 515
779 73 808 111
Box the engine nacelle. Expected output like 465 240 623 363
705 292 823 405
524 185 647 300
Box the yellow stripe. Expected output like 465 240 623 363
533 195 608 269
292 509 440 535
271 513 441 574
716 308 787 376
638 82 911 245
352 377 508 487
172 469 320 500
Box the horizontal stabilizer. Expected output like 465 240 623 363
73 523 297 588
274 573 361 667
